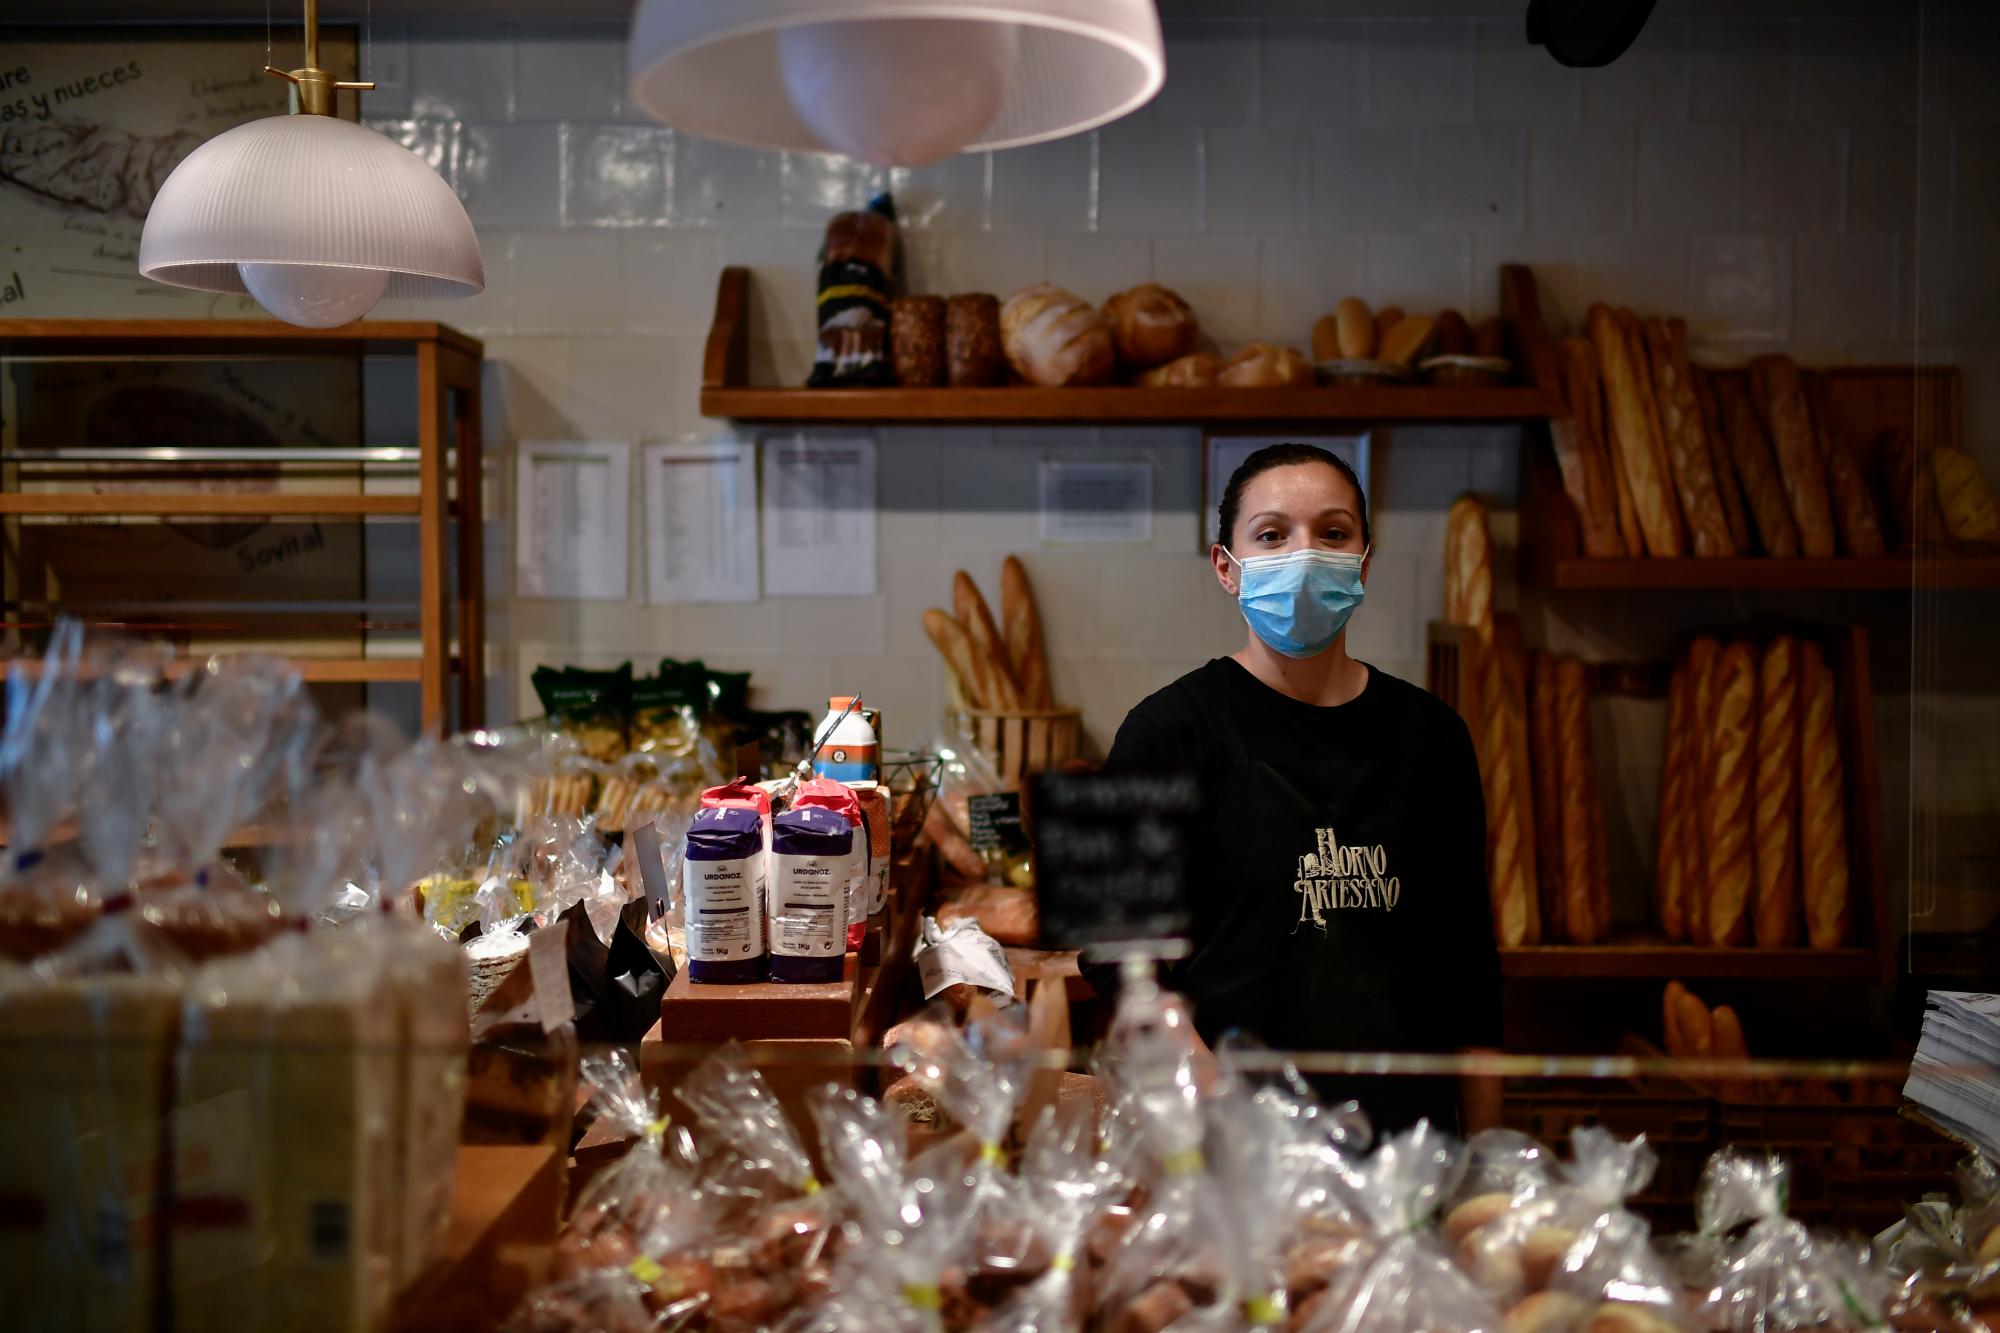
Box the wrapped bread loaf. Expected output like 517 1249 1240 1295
1589 305 1683 557
1683 637 1721 945
1703 642 1758 949
1692 365 1754 554
1753 635 1801 947
1717 373 1802 558
946 293 1006 387
1798 640 1849 948
1553 337 1625 559
1655 657 1692 942
999 284 1114 387
1135 352 1221 388
1749 355 1837 558
1217 342 1313 388
1101 284 1197 370
1643 318 1736 557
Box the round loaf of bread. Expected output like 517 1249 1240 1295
1217 342 1313 388
1136 351 1222 388
1102 283 1198 369
1000 284 1115 387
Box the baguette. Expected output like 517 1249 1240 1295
1604 399 1645 556
1588 304 1684 557
953 570 1022 709
1554 337 1625 558
1711 1004 1753 1099
1806 374 1888 556
1684 637 1721 945
1692 365 1754 555
1655 658 1692 942
1000 555 1053 710
1663 980 1691 1056
923 608 1002 710
1643 318 1736 557
1620 308 1683 542
1673 988 1715 1060
1497 615 1542 941
1753 635 1801 947
1749 355 1837 558
1529 652 1565 938
1704 641 1758 948
1717 373 1803 558
1471 632 1538 948
1444 495 1495 634
1798 641 1849 948
1555 655 1603 943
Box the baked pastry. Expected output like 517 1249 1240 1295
1749 355 1837 557
1588 305 1683 557
1683 637 1721 945
1806 375 1887 556
1692 365 1754 553
1001 555 1053 711
1529 652 1565 937
1554 336 1625 558
1506 1292 1592 1333
891 295 946 387
1934 447 2000 544
1217 343 1313 388
999 284 1114 387
1704 641 1757 948
1434 309 1472 357
1753 635 1801 947
1717 373 1802 557
1798 640 1848 948
1655 658 1692 942
1556 655 1602 943
1378 314 1436 367
1444 495 1495 633
1135 352 1221 388
946 293 1005 387
1643 318 1736 557
1102 283 1197 370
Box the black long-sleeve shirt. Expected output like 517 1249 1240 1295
1092 657 1500 1130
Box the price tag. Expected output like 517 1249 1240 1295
966 792 1026 855
915 921 1017 1001
526 919 576 1033
1028 771 1202 949
630 817 673 917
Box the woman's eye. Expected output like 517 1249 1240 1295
1256 530 1282 543
1324 528 1348 543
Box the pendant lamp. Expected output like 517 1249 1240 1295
140 0 482 328
626 0 1165 167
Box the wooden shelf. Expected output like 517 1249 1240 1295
1501 939 1880 980
1 653 425 684
1541 554 2000 591
699 266 1560 426
0 492 421 517
0 318 483 358
701 381 1560 425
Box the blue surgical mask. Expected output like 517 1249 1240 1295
1224 546 1368 659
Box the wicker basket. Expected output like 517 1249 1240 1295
959 707 1082 784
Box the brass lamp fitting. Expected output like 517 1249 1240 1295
263 0 375 116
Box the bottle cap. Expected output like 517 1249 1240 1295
828 695 861 711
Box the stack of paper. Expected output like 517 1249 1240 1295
1904 991 2000 1158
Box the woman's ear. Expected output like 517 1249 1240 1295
1211 543 1237 596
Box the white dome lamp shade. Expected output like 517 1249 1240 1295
627 0 1166 167
139 0 481 328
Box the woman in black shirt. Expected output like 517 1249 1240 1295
1100 442 1500 1131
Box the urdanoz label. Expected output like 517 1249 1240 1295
769 806 852 983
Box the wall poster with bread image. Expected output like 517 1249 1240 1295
0 26 358 318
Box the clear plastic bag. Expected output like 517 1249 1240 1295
554 1049 700 1282
1454 1126 1642 1310
978 1098 1125 1333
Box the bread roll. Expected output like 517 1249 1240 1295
1444 1193 1513 1248
1589 304 1684 557
1310 313 1342 363
1529 652 1565 938
1753 635 1801 947
946 293 1005 387
1693 365 1754 554
1798 640 1849 948
1434 309 1472 357
1586 1304 1684 1333
1372 305 1404 347
1506 1292 1591 1333
1335 297 1375 358
1556 655 1603 943
1655 659 1692 942
1717 373 1803 558
1805 375 1887 556
1749 355 1837 558
1684 637 1721 945
1704 642 1757 949
999 284 1115 387
1521 1226 1576 1292
1102 284 1197 370
1643 318 1736 557
1217 342 1313 388
1135 352 1221 388
1444 495 1494 634
1000 555 1053 710
1934 447 2000 543
1379 314 1436 367
1554 336 1626 558
953 570 1022 709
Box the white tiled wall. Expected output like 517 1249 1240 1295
32 8 2000 926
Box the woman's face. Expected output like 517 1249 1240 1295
1213 461 1369 596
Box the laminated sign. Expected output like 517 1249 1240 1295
1028 770 1201 949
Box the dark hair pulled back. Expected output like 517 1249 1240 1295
1216 442 1370 550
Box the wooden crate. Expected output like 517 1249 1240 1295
959 707 1081 784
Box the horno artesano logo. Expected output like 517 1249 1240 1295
1294 826 1399 930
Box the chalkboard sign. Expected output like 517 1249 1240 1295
1028 770 1202 948
967 792 1027 855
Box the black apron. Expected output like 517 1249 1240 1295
1176 665 1463 1134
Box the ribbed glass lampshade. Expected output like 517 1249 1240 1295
139 114 483 306
627 0 1165 164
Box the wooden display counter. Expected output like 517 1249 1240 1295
391 1143 562 1332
